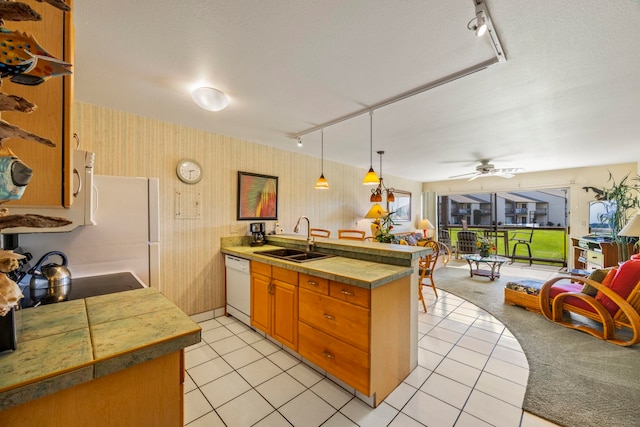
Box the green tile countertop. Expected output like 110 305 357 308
221 235 430 289
0 288 201 411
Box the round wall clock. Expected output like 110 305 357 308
176 159 203 184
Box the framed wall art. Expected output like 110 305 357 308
388 190 411 222
237 171 278 220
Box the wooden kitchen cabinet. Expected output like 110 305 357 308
250 261 298 350
298 273 411 406
3 0 74 207
0 351 185 427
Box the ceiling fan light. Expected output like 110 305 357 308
191 87 229 111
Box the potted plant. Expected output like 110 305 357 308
584 172 640 261
372 212 397 243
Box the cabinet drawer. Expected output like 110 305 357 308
299 288 369 351
330 281 370 309
273 265 298 284
251 261 271 277
298 322 369 395
586 251 604 268
299 273 329 294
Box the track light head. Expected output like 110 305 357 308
475 10 487 36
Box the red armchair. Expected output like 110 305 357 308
538 256 640 346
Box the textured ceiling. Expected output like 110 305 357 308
73 0 640 182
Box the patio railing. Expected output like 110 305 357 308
444 225 567 266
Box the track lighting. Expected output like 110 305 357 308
467 0 506 62
475 9 487 37
297 138 303 148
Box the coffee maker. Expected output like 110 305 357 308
250 222 266 246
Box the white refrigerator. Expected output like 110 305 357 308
14 175 160 288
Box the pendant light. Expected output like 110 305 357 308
314 128 329 189
362 111 380 185
370 151 395 203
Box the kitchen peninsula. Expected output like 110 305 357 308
0 288 201 426
221 234 428 407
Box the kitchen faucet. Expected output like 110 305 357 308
294 216 313 251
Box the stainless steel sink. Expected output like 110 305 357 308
256 248 334 263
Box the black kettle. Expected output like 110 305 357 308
28 251 72 304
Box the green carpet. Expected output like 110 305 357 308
433 265 640 427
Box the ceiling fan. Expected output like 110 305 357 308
449 160 524 181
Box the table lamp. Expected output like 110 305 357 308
365 203 385 219
618 214 640 254
418 219 435 239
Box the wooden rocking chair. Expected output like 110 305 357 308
538 256 640 346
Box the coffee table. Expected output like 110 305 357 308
462 254 510 281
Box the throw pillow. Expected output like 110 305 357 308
595 258 640 316
581 268 610 296
594 268 619 315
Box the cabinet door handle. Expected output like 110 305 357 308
323 313 335 321
268 282 274 295
323 351 335 360
307 280 319 287
340 290 354 296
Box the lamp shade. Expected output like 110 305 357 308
191 87 229 111
619 214 640 237
419 219 435 230
363 167 379 185
314 174 329 189
365 203 386 219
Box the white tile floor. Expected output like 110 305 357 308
184 283 560 427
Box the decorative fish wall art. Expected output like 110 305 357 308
0 28 72 86
0 0 72 202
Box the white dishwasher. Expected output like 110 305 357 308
225 255 251 326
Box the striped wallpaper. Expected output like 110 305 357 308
73 102 423 315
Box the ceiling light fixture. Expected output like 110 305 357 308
468 0 506 61
362 111 380 185
289 0 506 150
475 8 487 37
297 138 303 148
314 129 329 190
370 151 395 203
191 87 229 111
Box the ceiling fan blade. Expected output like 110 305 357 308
494 167 524 174
468 174 482 181
448 171 479 179
493 172 515 179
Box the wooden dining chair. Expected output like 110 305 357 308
309 228 331 238
418 240 440 312
338 229 365 241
